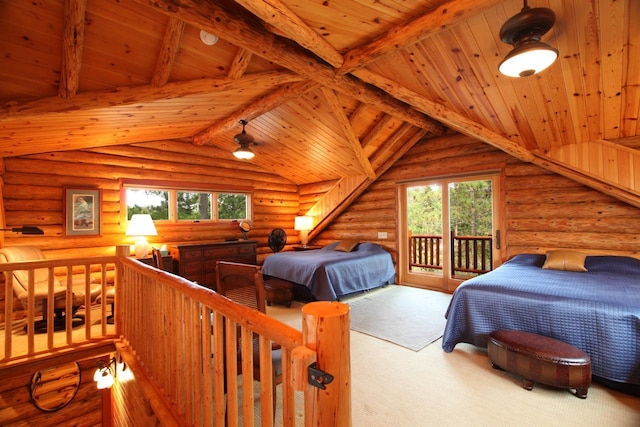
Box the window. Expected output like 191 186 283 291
122 180 251 223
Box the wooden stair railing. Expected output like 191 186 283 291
115 245 351 426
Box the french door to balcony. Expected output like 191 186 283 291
398 173 503 292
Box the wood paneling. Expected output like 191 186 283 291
0 358 103 426
314 133 640 263
1 143 301 263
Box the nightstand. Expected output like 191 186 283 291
292 245 323 251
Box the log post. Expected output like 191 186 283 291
114 245 130 333
301 301 351 427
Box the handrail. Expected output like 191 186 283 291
409 234 493 276
117 250 351 426
1 250 352 425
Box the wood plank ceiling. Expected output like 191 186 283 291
1 0 639 217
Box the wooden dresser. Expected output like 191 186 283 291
169 240 257 290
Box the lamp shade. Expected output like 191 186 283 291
233 146 255 159
498 40 558 77
497 4 558 78
126 214 157 258
126 214 157 237
294 216 313 231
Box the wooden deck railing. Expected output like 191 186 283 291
1 256 118 363
450 231 492 276
409 233 493 276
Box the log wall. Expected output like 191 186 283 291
313 133 640 261
0 141 302 263
2 132 639 272
0 357 103 426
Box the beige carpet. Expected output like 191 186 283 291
347 285 452 351
266 287 640 427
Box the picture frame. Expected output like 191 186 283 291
64 188 102 237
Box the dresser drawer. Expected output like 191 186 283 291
182 249 203 260
205 247 238 258
238 244 256 255
170 241 257 290
182 260 202 275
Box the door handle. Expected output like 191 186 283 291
495 229 501 249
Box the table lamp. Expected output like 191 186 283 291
294 215 313 247
126 214 157 258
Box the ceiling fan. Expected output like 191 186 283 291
233 119 256 160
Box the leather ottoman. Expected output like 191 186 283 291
488 330 591 398
263 278 293 308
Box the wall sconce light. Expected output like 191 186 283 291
94 356 129 389
0 226 44 234
498 0 558 77
94 358 116 390
126 214 157 258
294 215 314 247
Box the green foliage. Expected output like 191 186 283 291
407 185 442 235
448 180 492 236
127 190 168 220
177 192 211 220
218 194 247 220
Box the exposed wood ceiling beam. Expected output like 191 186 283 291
361 114 393 150
371 124 425 172
192 80 320 145
351 68 534 162
320 87 376 179
227 48 253 80
0 71 303 119
132 0 444 136
59 0 87 98
233 0 344 67
338 0 504 74
151 17 185 88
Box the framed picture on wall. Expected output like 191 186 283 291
64 188 102 236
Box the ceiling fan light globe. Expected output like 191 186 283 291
233 146 255 160
499 41 558 77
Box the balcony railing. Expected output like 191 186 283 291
409 233 493 277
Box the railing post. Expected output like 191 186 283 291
301 301 351 427
115 245 130 334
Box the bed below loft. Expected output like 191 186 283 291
261 241 396 301
442 252 640 387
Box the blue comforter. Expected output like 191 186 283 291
261 242 396 301
442 254 640 384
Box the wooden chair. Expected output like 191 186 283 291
215 261 282 414
151 247 163 269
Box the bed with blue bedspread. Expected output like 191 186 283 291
261 242 396 301
442 254 640 385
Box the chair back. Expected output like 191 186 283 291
151 247 163 269
0 245 64 302
215 261 265 313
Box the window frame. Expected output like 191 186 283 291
120 179 253 226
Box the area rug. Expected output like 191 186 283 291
348 285 452 351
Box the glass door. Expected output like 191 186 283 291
398 173 502 292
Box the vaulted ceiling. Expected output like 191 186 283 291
1 0 639 219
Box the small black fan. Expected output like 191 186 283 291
268 228 287 253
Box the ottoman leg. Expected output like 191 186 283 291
575 388 588 399
522 378 534 391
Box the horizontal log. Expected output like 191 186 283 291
507 217 639 233
507 231 640 252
